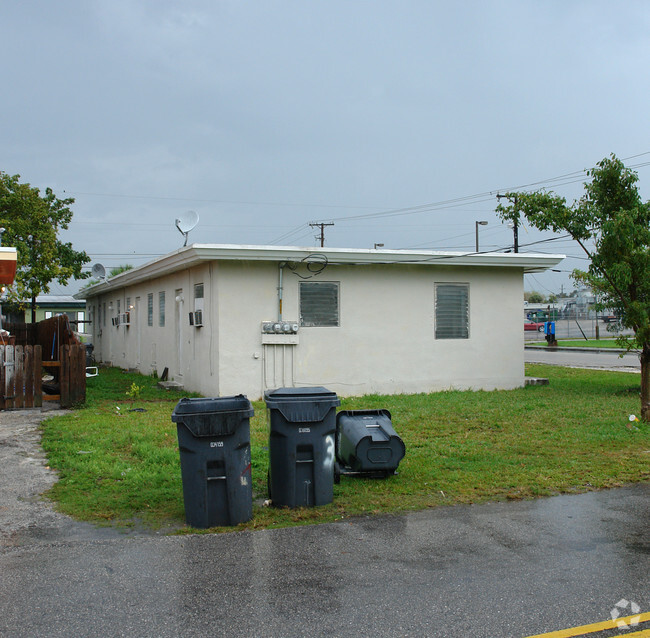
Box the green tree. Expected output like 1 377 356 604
525 291 544 303
0 173 90 321
109 264 134 277
497 154 650 420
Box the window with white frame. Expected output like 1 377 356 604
147 293 153 326
300 281 339 327
435 283 469 339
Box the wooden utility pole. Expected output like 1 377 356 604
309 222 334 248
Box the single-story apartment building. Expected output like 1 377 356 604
76 244 564 399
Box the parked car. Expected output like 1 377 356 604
524 321 546 332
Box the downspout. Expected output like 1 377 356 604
277 262 285 321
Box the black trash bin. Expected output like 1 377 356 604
172 395 254 528
336 409 405 477
264 387 340 508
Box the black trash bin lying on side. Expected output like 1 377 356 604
172 396 254 528
335 409 405 478
264 387 340 508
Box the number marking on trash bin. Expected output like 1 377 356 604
210 441 224 448
323 434 335 469
299 427 311 433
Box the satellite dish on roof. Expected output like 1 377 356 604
175 210 199 247
91 263 107 281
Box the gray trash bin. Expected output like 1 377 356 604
172 395 254 528
264 387 340 508
336 409 405 477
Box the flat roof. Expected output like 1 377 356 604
76 243 565 298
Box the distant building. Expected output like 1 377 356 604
2 295 86 326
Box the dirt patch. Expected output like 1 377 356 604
0 407 124 547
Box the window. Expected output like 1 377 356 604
147 293 153 326
45 311 53 319
300 282 339 327
159 291 165 327
435 283 469 339
194 283 204 311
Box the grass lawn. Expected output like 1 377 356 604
40 365 650 533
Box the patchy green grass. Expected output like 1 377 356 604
554 339 630 349
40 365 650 533
528 339 629 349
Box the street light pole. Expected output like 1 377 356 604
475 221 488 252
496 194 519 252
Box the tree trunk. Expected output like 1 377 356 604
641 343 650 422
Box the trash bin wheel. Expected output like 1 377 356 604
334 462 341 485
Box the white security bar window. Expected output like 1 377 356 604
300 281 339 327
435 283 469 339
147 293 153 326
194 282 204 311
159 291 166 327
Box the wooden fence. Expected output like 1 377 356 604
0 344 42 409
1 316 87 409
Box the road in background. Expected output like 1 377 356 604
525 346 641 372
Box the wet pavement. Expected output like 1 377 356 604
1 409 648 637
525 346 641 372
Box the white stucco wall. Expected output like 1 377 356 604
86 256 525 399
212 261 524 398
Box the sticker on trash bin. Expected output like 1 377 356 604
299 427 311 433
210 441 224 448
241 476 248 486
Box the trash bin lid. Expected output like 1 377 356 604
172 395 254 437
264 387 340 423
264 386 339 402
172 395 254 417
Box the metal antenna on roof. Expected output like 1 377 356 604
175 210 199 247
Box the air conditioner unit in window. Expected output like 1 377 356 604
189 310 204 327
119 312 130 326
112 316 119 326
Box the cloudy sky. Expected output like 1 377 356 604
3 1 650 295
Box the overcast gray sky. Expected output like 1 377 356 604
3 1 650 295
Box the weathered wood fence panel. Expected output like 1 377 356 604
0 345 43 410
1 315 85 409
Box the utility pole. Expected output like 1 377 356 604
496 194 519 253
309 222 334 248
